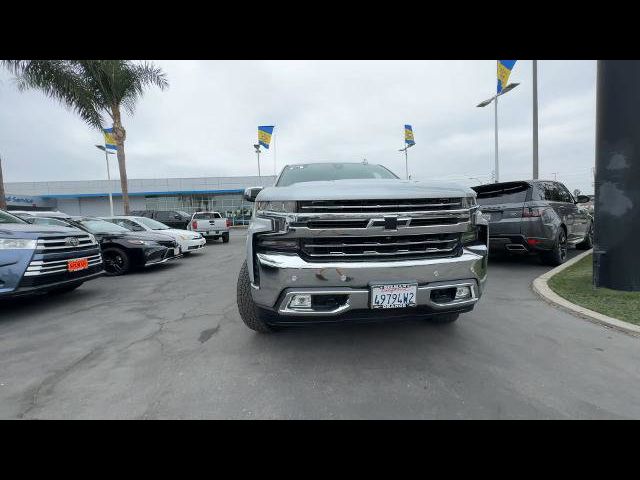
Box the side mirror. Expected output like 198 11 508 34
576 195 591 204
244 186 263 203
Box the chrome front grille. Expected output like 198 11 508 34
298 198 463 213
24 253 103 276
36 235 96 252
301 233 461 260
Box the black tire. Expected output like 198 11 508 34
237 261 276 333
183 251 192 256
222 232 230 243
49 282 83 294
102 247 131 276
541 227 568 266
576 222 594 250
427 313 460 324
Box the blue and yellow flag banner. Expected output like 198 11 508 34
258 125 274 149
103 128 117 151
497 60 517 94
404 124 415 146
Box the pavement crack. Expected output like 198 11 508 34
18 347 102 419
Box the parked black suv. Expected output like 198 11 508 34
130 210 191 230
472 180 593 265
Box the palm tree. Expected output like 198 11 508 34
2 60 168 214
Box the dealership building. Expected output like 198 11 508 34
3 175 277 223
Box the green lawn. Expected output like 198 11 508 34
548 254 640 325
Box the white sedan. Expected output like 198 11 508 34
102 216 206 254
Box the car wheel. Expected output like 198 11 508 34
237 261 277 333
49 282 83 294
427 313 460 324
576 223 594 250
102 247 131 276
542 228 568 266
222 232 230 243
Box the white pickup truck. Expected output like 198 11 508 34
187 212 231 243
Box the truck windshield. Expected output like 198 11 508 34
0 211 27 224
276 163 398 187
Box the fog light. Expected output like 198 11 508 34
455 286 471 300
289 294 312 309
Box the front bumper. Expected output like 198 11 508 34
250 246 488 317
180 237 207 252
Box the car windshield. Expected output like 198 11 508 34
137 217 170 230
34 217 70 226
0 211 27 224
193 212 221 219
78 219 130 234
276 163 399 187
176 211 190 218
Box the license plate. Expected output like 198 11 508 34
68 258 89 272
371 283 417 309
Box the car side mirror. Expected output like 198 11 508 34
244 187 263 203
576 195 591 204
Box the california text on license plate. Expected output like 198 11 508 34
371 283 417 309
68 258 89 272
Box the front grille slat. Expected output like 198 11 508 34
23 254 103 276
299 198 463 213
301 233 461 261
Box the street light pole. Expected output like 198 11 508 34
398 144 414 180
494 93 499 183
532 60 539 179
254 144 262 183
96 145 115 216
477 82 520 184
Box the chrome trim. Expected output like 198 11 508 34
23 254 103 276
276 280 479 316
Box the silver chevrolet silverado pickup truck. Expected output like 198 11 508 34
236 162 489 333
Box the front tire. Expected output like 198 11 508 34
541 228 568 266
237 261 277 333
102 247 131 276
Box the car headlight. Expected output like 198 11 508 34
0 238 37 250
88 233 98 244
255 201 297 215
126 239 156 246
178 234 190 240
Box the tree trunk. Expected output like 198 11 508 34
112 108 130 215
0 156 6 211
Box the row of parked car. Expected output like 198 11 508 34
0 209 231 300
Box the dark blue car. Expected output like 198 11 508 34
0 210 104 298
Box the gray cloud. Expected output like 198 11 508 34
0 60 596 193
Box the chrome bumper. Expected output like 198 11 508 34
250 245 488 316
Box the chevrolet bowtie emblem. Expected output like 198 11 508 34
384 216 398 230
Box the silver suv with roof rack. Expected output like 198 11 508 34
236 162 489 333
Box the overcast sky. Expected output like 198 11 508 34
0 60 596 193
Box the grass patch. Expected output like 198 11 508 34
548 253 640 325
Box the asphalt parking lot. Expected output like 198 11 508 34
1 230 639 419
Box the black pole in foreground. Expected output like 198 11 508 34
594 61 640 291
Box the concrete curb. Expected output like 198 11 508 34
532 248 640 337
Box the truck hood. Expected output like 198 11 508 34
257 179 475 201
0 223 84 239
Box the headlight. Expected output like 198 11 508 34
88 233 98 244
0 238 37 250
178 234 189 240
255 201 297 215
126 239 156 246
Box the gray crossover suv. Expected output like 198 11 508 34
472 180 593 265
